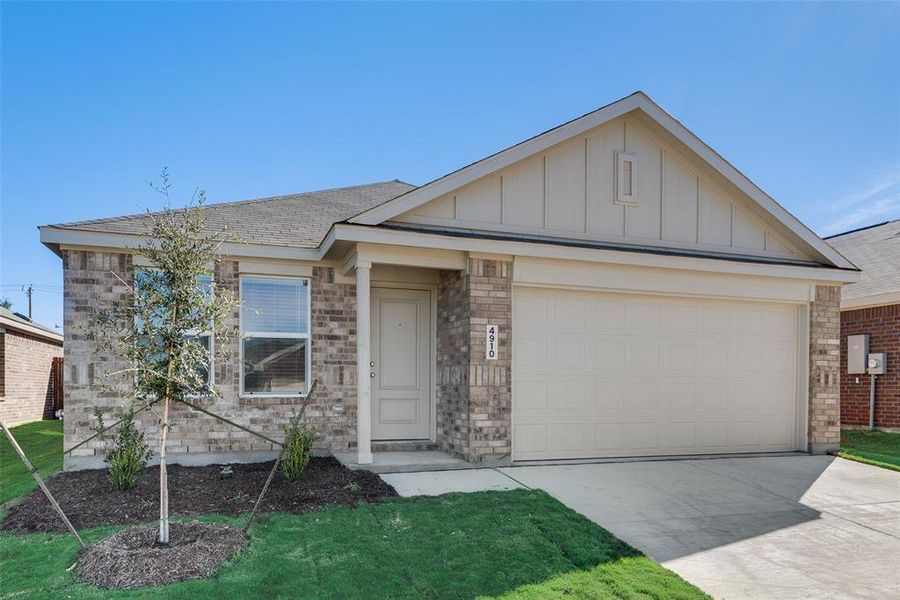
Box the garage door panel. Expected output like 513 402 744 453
594 381 625 409
630 303 661 329
628 341 660 371
550 337 585 369
587 299 626 329
513 288 799 460
662 304 700 332
663 382 697 410
627 422 661 450
517 335 548 368
554 380 587 410
594 423 625 451
667 342 699 373
587 340 626 369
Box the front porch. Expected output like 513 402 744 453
337 242 513 468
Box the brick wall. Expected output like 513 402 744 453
435 258 512 464
467 258 512 464
62 250 357 469
0 328 63 426
840 303 900 430
436 269 470 457
808 285 841 453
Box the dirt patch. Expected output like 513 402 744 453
77 521 247 589
2 457 396 533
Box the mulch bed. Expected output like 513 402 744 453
2 457 397 533
77 521 247 589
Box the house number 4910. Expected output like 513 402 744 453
486 324 498 360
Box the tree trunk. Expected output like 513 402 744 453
158 393 171 544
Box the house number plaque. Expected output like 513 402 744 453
486 324 498 360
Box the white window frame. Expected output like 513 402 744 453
239 274 311 398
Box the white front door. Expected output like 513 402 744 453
371 288 431 440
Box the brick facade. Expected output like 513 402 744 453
808 285 841 453
0 328 63 426
435 258 513 464
436 269 470 457
61 247 845 464
62 250 359 469
467 258 512 463
840 304 900 430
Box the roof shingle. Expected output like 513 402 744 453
826 220 900 302
45 180 416 249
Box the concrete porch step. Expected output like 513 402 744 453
333 450 482 474
371 440 438 453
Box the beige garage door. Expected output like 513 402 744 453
513 287 800 461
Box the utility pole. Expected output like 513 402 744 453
25 284 33 319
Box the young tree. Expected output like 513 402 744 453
0 297 12 310
87 171 238 544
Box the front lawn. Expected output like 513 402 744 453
840 429 900 472
1 490 706 599
1 419 707 599
0 419 64 505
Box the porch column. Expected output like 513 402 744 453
356 260 373 465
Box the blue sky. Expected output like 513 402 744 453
2 2 898 329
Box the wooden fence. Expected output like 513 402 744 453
50 356 64 413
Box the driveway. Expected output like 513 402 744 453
382 456 900 599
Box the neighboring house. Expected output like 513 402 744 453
826 220 900 431
0 307 64 426
40 92 860 471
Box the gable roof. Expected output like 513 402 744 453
0 307 63 343
825 220 900 307
42 180 415 250
348 92 855 270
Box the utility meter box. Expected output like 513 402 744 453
848 334 870 374
868 353 887 375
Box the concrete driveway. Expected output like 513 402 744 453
382 456 900 599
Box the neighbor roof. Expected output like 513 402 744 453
825 220 900 307
0 307 63 343
43 180 416 249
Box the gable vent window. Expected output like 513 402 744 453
615 151 638 206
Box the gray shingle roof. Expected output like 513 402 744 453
0 307 63 341
45 180 416 249
826 220 900 302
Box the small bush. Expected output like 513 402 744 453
96 408 153 491
281 421 316 481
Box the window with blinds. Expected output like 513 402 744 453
240 276 310 396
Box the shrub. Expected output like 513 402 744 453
95 408 153 491
281 421 316 481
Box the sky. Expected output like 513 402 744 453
2 1 899 329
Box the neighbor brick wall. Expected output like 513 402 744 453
808 285 841 452
0 328 63 426
840 304 900 430
62 250 357 469
435 258 512 464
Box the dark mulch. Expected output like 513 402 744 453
77 521 247 589
2 457 397 533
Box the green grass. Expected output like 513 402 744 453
0 419 706 599
839 429 900 472
1 419 64 505
0 490 707 599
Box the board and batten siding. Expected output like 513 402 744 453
394 116 808 261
